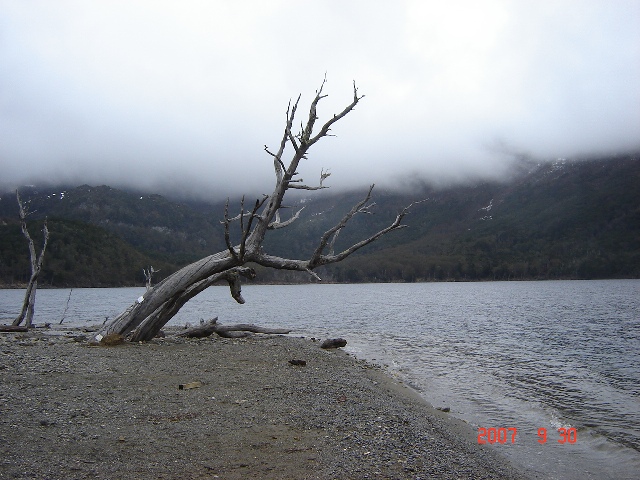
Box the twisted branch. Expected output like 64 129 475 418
252 187 420 280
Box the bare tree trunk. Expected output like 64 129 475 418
97 251 240 340
13 191 49 328
127 266 255 342
95 80 420 343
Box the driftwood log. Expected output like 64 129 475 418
175 317 291 339
0 325 29 333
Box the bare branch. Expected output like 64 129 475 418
251 253 310 272
16 190 36 263
223 199 239 261
322 199 426 264
306 268 322 281
268 95 301 183
37 220 49 269
239 196 245 233
287 167 332 190
287 130 300 153
265 145 287 183
320 168 331 187
239 197 266 260
268 206 306 230
321 220 407 264
301 76 328 145
252 188 420 277
307 81 363 148
223 194 269 224
287 184 328 190
226 269 246 304
328 228 340 256
309 184 376 267
222 195 269 262
249 80 363 247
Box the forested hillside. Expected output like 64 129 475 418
322 156 640 282
0 218 177 287
1 154 638 287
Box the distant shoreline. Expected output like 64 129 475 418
2 275 638 291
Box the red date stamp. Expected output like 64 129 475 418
477 427 517 444
478 427 577 444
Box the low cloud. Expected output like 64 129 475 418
1 1 639 199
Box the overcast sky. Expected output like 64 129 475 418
1 0 639 198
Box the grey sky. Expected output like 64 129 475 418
1 0 639 198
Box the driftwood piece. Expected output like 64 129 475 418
176 317 292 339
0 325 29 333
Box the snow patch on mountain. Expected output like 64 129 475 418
479 199 493 212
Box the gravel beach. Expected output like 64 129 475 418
0 328 533 479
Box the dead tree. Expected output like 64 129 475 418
13 190 49 328
94 80 417 342
143 266 159 291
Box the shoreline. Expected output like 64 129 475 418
2 276 637 291
0 328 533 479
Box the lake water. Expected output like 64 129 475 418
1 280 639 479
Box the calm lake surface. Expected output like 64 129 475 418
1 280 639 479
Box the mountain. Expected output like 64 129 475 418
325 155 640 282
0 185 218 287
1 153 638 287
0 185 227 263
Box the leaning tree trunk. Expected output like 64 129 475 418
13 191 49 328
126 265 255 342
97 251 240 340
94 79 420 343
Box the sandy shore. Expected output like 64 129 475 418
0 328 532 479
